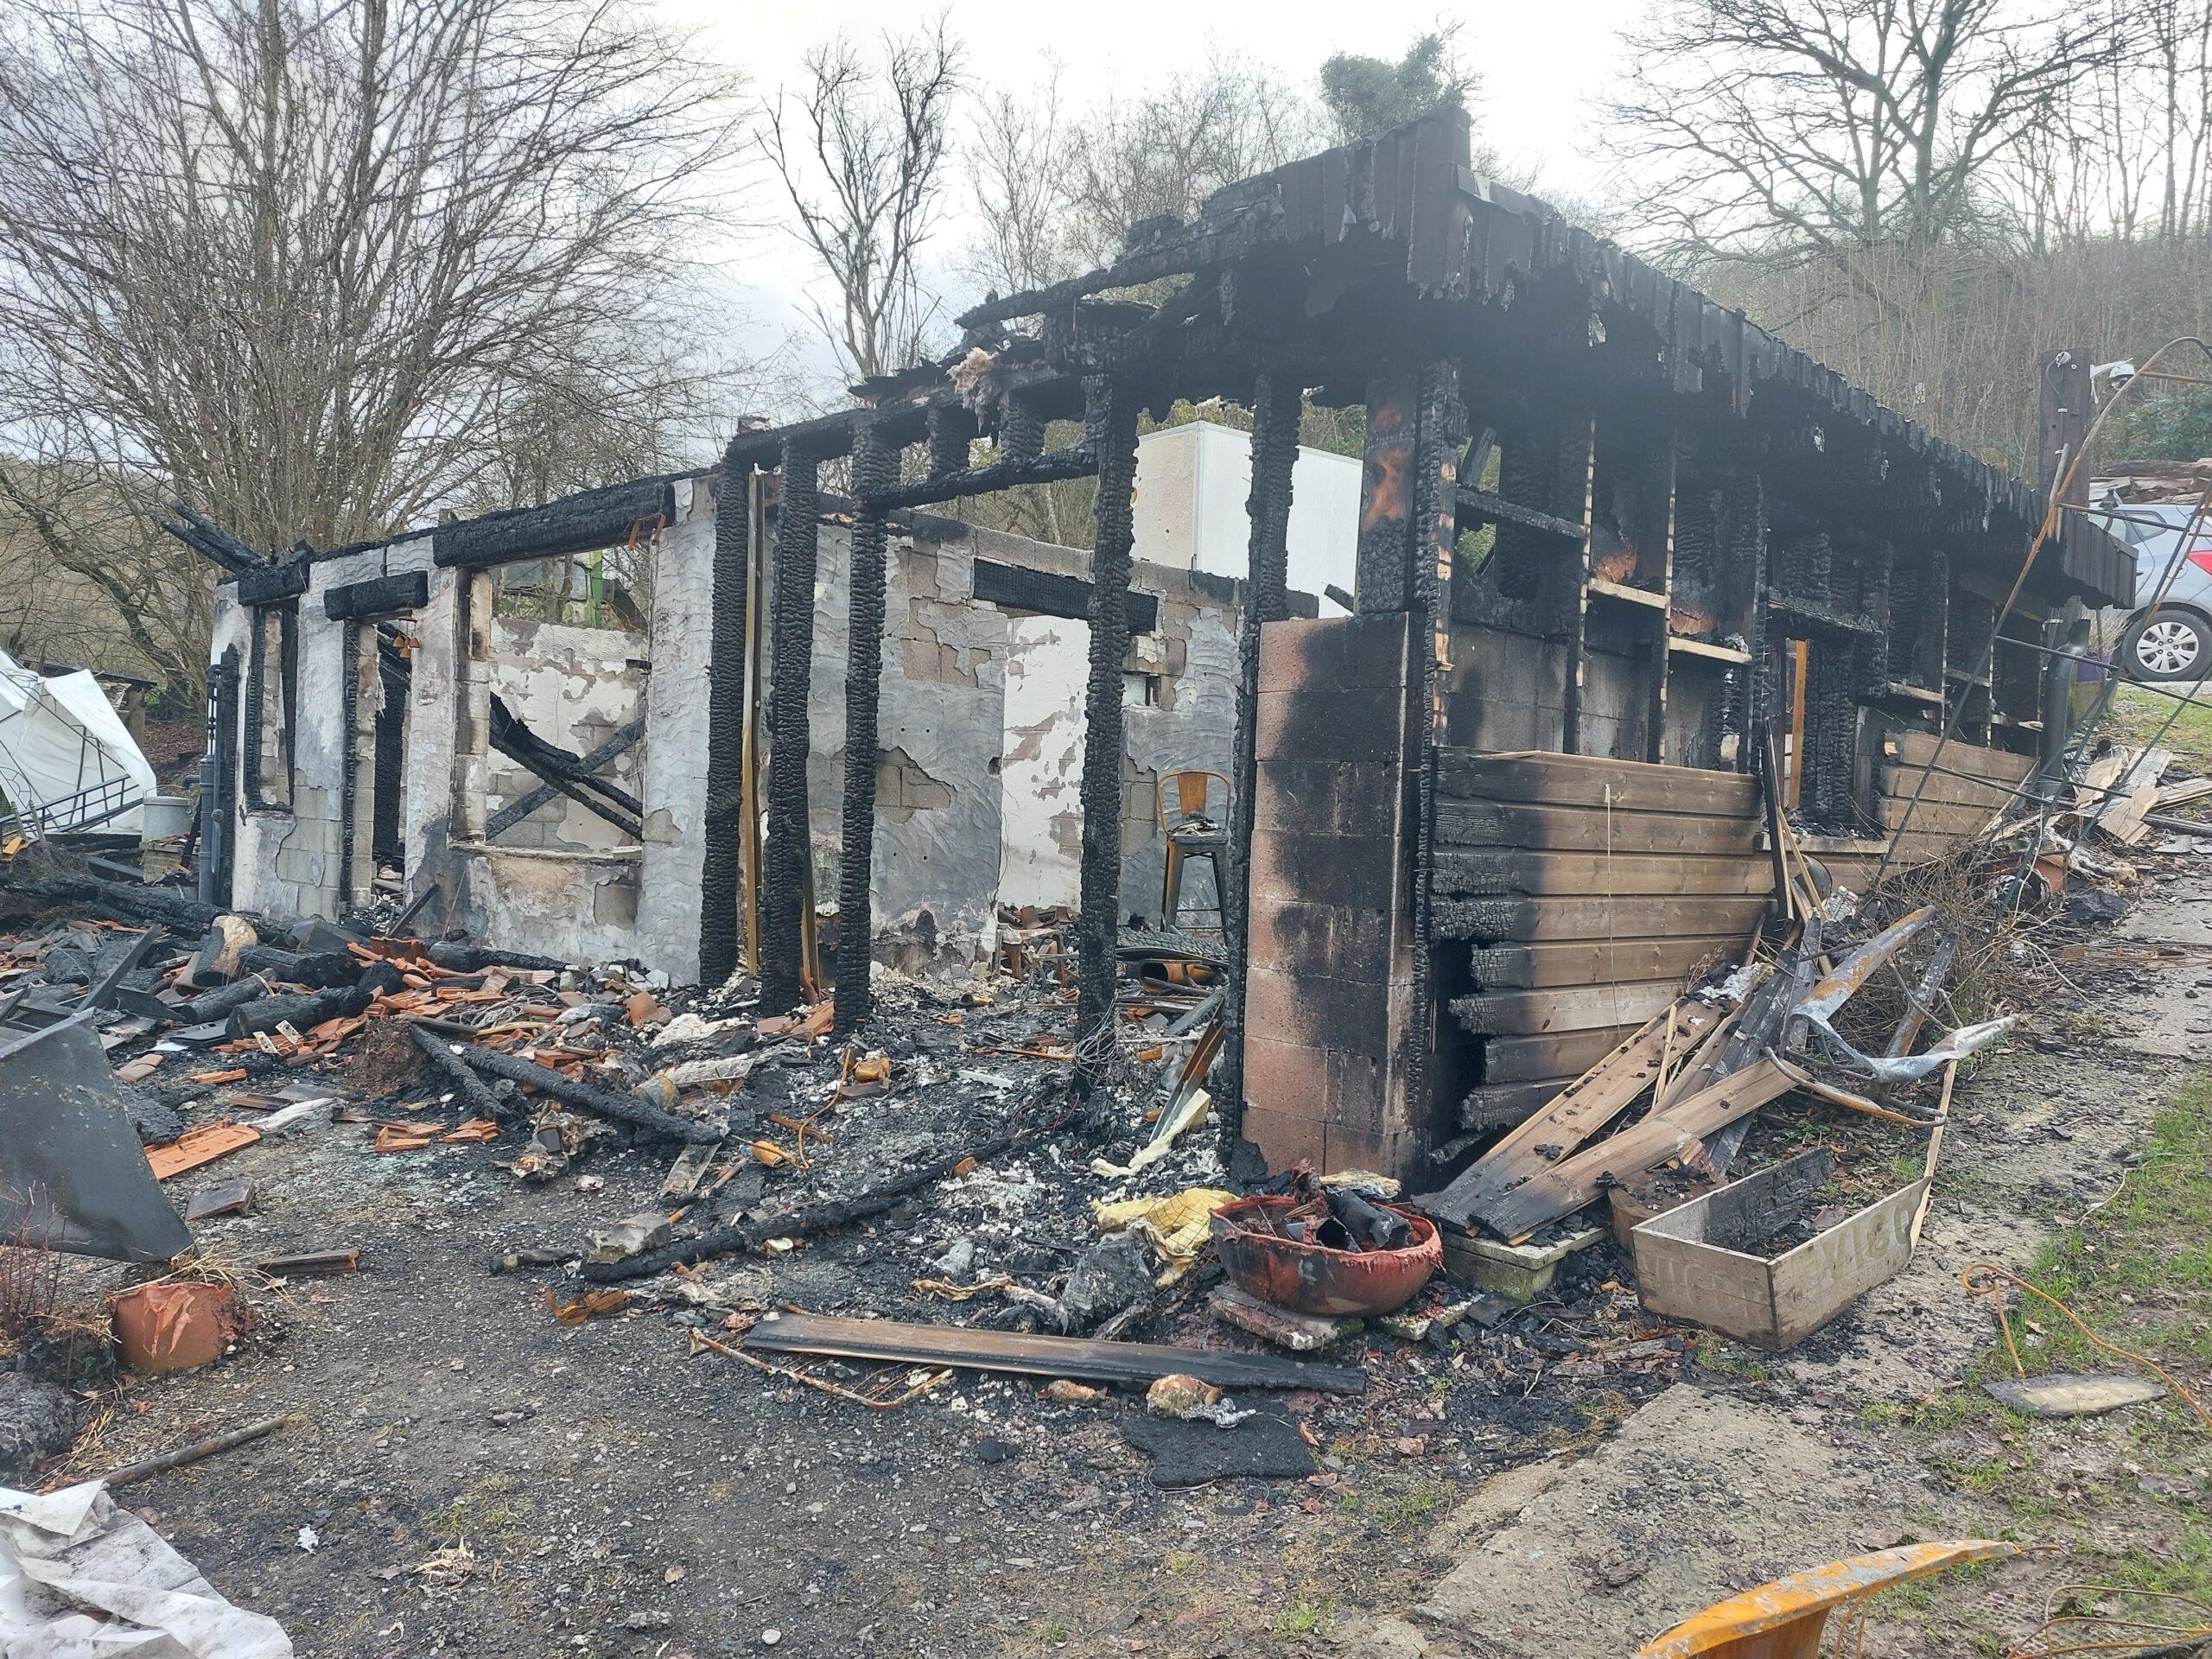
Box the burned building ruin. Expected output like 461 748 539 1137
182 108 2130 1186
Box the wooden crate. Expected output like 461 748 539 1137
1627 1148 1925 1351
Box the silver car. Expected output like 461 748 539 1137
2094 499 2212 679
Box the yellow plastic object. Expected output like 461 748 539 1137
1093 1186 1235 1281
1635 1541 2023 1659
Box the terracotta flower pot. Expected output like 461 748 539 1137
110 1281 239 1373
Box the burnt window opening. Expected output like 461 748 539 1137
489 537 654 634
243 603 296 811
372 624 413 875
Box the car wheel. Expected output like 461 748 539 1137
2124 611 2210 681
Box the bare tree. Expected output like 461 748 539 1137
1605 0 2123 265
0 0 747 700
1058 61 1322 269
966 66 1080 297
765 22 966 383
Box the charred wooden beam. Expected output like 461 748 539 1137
859 445 1096 512
431 477 677 569
452 1044 720 1143
1455 488 1584 543
925 404 975 476
1073 379 1141 1087
833 428 896 1037
760 440 823 1012
323 570 428 621
486 720 645 842
700 451 754 988
1354 376 1417 613
159 504 264 575
1221 372 1302 1128
486 697 642 840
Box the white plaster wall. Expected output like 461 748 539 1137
632 495 715 982
997 614 1090 910
478 616 645 853
1132 422 1360 615
226 534 440 922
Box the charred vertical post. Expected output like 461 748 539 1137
1406 359 1462 1132
1073 379 1141 1088
927 405 974 477
833 429 896 1036
1000 394 1046 464
1355 378 1417 613
760 440 822 1013
699 442 755 988
1220 374 1302 1126
200 645 241 910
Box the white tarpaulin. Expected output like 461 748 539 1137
0 649 155 836
0 1479 293 1657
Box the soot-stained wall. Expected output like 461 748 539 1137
803 512 1247 969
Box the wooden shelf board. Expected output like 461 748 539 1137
1587 577 1669 611
1669 637 1752 664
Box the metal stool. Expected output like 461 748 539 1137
1157 770 1230 931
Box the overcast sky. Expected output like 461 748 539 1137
662 0 1643 404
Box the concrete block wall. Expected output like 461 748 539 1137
806 516 1244 966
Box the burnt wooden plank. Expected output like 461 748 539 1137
1428 998 1726 1213
745 1312 1367 1394
1878 763 2021 810
1890 732 2036 782
434 477 675 569
1468 934 1748 989
972 558 1159 634
1876 795 1996 836
1480 1025 1645 1082
1434 893 1776 943
323 569 428 621
1459 1076 1582 1130
1432 849 1777 898
1437 750 1756 817
1436 798 1761 855
1475 1053 1804 1241
1451 979 1685 1036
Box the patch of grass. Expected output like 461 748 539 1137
1274 1597 1337 1637
1891 1072 2212 1642
2105 683 2212 776
2005 1077 2212 1368
1027 1618 1070 1647
1370 1484 1443 1531
424 1475 523 1544
1692 1340 1771 1382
